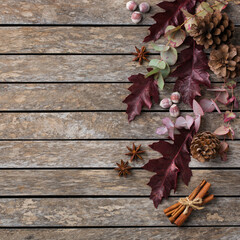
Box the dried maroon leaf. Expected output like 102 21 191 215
144 0 198 42
143 127 196 208
171 38 211 106
123 71 160 122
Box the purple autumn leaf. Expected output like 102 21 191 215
216 91 229 105
219 141 229 161
175 115 194 129
199 98 215 112
194 115 201 132
156 126 168 135
224 111 236 123
156 117 175 140
193 100 204 116
214 125 235 140
211 99 221 113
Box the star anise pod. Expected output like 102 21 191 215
115 160 132 177
125 143 145 162
132 46 149 65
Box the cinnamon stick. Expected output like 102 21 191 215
164 202 181 214
167 180 206 223
202 194 214 205
172 193 214 227
165 208 178 217
174 182 211 227
164 180 206 216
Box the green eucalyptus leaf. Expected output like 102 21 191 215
212 0 228 11
165 25 186 48
158 73 165 90
151 43 170 52
145 68 160 78
161 63 170 79
161 47 178 66
149 59 166 69
182 9 197 33
196 2 213 17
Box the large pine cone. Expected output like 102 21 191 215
190 132 221 162
209 44 240 78
189 10 234 49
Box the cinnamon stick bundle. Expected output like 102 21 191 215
164 180 214 226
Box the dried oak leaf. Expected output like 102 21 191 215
143 126 196 208
144 0 198 42
171 37 211 106
123 71 160 122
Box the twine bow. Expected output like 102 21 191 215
179 197 204 215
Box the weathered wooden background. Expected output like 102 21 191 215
0 0 239 239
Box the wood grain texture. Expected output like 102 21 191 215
0 170 238 196
0 112 238 139
0 0 239 25
1 227 239 240
0 55 226 83
0 83 236 111
0 0 159 25
0 26 239 53
0 140 239 168
0 197 238 226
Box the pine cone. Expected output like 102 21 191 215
190 132 221 162
209 44 240 78
189 10 234 49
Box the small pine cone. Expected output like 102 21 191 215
190 132 221 163
209 44 240 78
189 10 234 49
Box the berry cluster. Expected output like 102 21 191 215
160 92 181 118
126 1 151 24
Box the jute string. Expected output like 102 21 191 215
178 197 204 215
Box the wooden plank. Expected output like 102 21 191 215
0 140 239 168
0 170 238 196
1 227 239 240
0 112 238 139
0 0 159 25
0 55 224 83
0 83 236 111
0 26 239 53
0 197 238 226
0 1 239 25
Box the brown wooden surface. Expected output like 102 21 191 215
0 170 238 196
0 227 239 240
0 83 237 110
0 1 239 24
0 26 239 53
0 55 227 83
0 112 238 139
0 198 238 226
0 140 239 168
0 0 239 239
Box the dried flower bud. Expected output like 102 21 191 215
160 98 172 109
171 92 181 103
131 11 142 24
169 104 180 117
126 1 138 11
139 2 151 13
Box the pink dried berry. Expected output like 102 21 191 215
160 98 172 109
126 1 138 11
139 2 151 13
169 104 180 118
170 92 181 104
131 11 142 24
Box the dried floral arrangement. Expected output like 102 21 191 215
123 0 239 209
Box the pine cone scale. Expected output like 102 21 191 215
189 10 234 50
190 132 221 162
209 44 240 79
